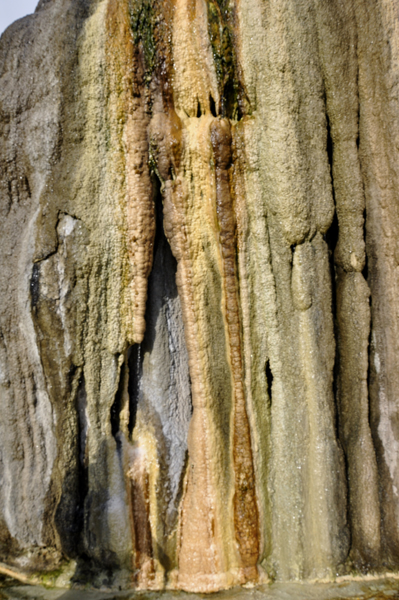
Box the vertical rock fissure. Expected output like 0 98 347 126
107 347 143 460
53 371 89 560
324 101 363 566
265 359 273 409
324 110 340 438
30 264 40 310
77 375 89 471
110 358 125 450
210 94 217 117
127 345 142 437
75 373 89 553
362 200 373 437
362 208 368 282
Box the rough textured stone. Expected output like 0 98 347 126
1 0 399 593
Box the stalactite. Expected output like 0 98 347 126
210 118 259 581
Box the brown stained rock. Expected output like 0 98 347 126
1 0 399 592
211 118 259 579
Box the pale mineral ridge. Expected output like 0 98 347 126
1 0 399 592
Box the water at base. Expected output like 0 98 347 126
1 575 399 600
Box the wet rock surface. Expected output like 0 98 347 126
1 0 399 593
1 575 399 600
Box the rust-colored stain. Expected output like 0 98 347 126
130 469 155 585
211 118 259 579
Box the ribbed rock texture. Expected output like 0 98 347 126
1 0 399 591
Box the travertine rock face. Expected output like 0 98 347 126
1 0 399 591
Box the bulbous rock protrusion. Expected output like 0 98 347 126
149 110 183 183
211 117 232 170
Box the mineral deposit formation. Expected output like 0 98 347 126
1 0 399 592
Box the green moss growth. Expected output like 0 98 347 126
130 0 156 79
34 567 64 588
207 0 250 120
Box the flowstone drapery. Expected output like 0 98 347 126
1 0 399 591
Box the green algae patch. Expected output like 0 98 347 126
207 0 251 119
130 0 156 79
